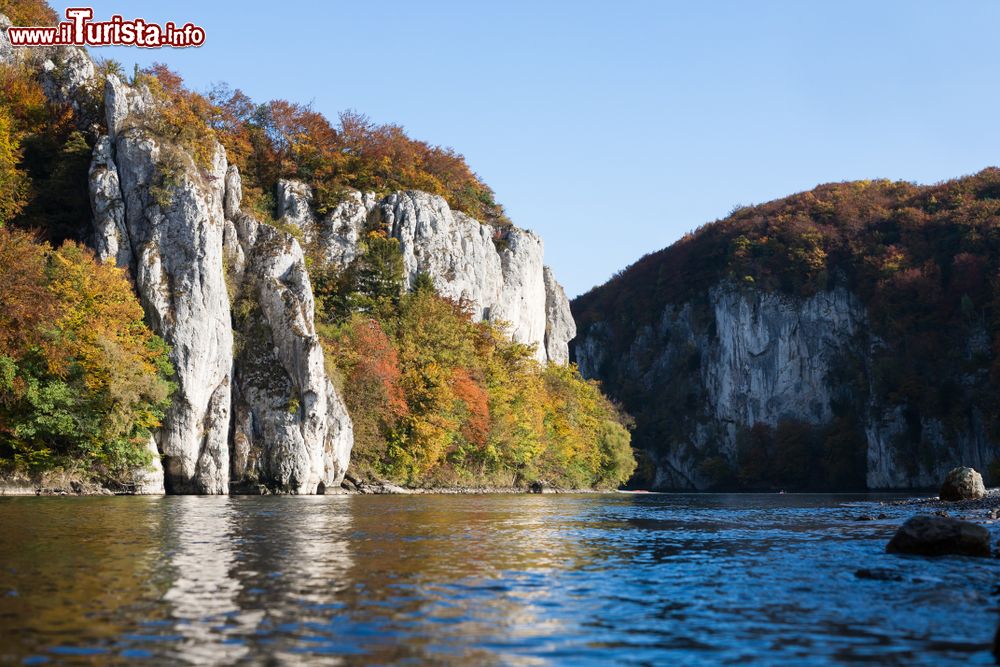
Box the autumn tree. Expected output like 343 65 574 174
0 228 174 482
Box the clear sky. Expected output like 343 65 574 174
81 0 1000 297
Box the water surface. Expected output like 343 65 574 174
0 493 997 665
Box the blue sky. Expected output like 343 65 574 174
81 0 1000 297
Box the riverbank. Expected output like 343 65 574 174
0 472 116 496
0 473 604 496
7 472 993 501
884 488 1000 520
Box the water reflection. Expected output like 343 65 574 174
160 497 251 664
335 496 589 665
0 493 997 665
228 497 356 664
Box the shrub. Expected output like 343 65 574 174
320 236 635 488
0 228 174 482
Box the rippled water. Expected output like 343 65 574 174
0 493 997 665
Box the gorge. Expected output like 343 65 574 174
573 176 1000 491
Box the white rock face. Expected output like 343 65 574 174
100 75 233 494
278 183 574 364
704 286 864 435
322 377 353 486
576 282 999 490
91 78 354 494
543 266 576 365
224 165 242 220
132 436 166 495
228 222 353 493
494 226 548 359
89 136 131 267
0 15 12 65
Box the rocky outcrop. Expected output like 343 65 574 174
90 75 353 494
132 436 166 494
0 15 12 64
275 179 377 268
16 26 568 492
100 74 233 494
89 136 131 267
277 183 575 364
543 267 576 365
886 515 991 557
1 15 99 131
940 467 986 501
228 221 353 493
574 282 999 490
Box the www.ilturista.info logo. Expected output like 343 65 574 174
7 7 205 48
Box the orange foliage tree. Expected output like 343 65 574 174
0 227 174 481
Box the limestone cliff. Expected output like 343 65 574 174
275 181 575 364
89 75 353 494
98 74 234 493
0 15 100 130
225 174 352 493
575 282 998 490
543 266 576 366
4 14 576 493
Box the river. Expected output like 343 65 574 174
0 493 996 665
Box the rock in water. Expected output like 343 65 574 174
131 437 165 495
939 466 986 501
886 515 991 557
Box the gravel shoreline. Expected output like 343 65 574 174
882 488 1000 520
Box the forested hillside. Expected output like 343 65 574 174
574 173 1000 490
0 0 635 491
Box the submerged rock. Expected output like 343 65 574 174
854 567 904 582
886 515 991 557
940 467 986 501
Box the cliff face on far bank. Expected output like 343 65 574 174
573 176 1000 491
